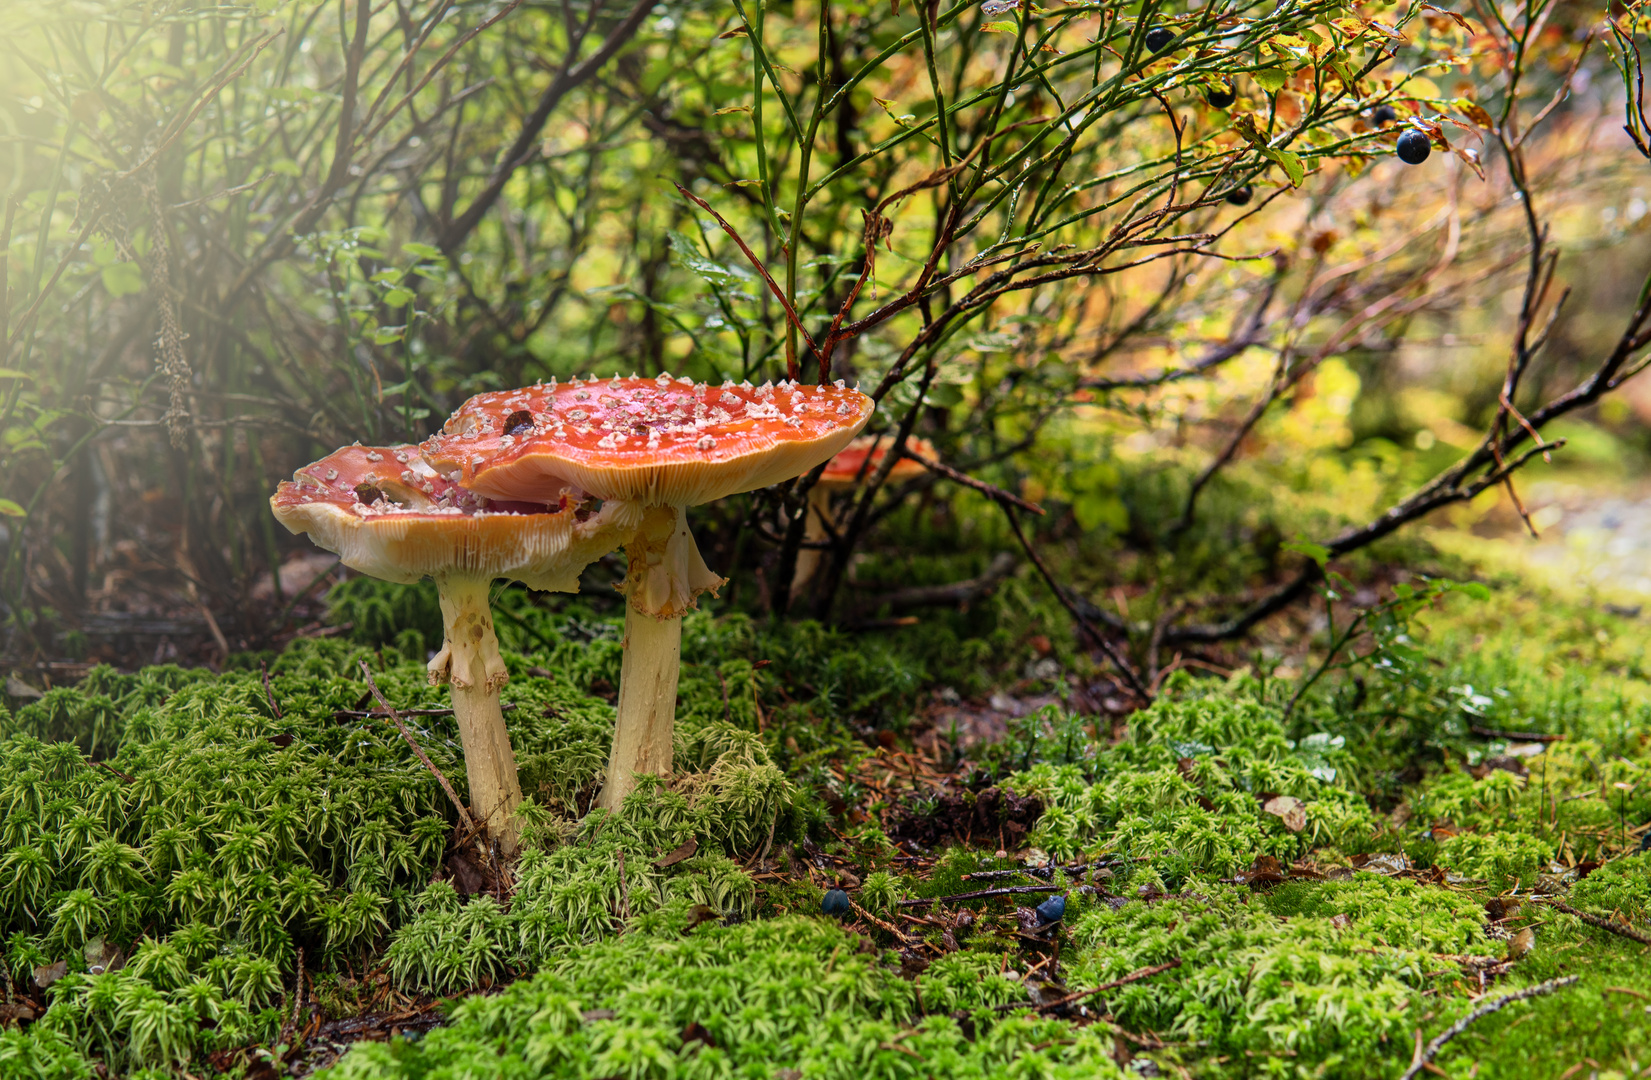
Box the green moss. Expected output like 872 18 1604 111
1569 854 1651 922
1004 675 1376 878
337 914 1130 1080
1066 877 1494 1076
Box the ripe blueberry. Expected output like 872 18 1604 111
1225 184 1253 206
1396 129 1432 165
1371 104 1397 127
1034 894 1067 924
1145 27 1176 53
821 889 852 917
1206 82 1236 110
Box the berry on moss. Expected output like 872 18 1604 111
1145 27 1176 53
821 889 852 917
1396 129 1432 165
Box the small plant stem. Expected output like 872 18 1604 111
1282 609 1366 722
426 575 522 853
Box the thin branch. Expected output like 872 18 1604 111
1002 504 1150 701
899 449 1046 515
358 661 477 834
898 884 1061 906
1399 976 1579 1080
1540 900 1651 946
992 958 1184 1014
674 183 822 377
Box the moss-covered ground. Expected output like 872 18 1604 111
3 562 1651 1079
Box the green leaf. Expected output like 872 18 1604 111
0 369 34 381
402 242 445 260
1282 540 1330 567
100 262 146 298
371 326 406 345
0 499 25 518
1453 581 1491 602
668 231 753 290
1253 67 1288 93
1269 148 1306 186
383 287 415 308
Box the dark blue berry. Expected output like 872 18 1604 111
1206 83 1236 110
1396 129 1432 165
1371 104 1398 127
1034 894 1066 924
1145 27 1176 53
821 889 852 917
1225 185 1253 206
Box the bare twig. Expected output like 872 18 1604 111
992 958 1184 1014
898 884 1062 906
358 661 476 834
899 449 1046 515
261 662 283 719
332 703 519 721
1002 505 1151 701
674 182 823 378
1399 976 1579 1080
1539 900 1651 946
1470 725 1561 743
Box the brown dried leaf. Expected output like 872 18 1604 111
32 959 67 990
655 836 699 869
1263 795 1307 832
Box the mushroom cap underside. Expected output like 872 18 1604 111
422 374 874 504
270 443 630 589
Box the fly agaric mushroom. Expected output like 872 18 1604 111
270 443 631 851
423 373 873 810
791 434 938 600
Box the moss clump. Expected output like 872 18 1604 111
1433 829 1555 886
1568 853 1651 922
1065 876 1494 1076
1004 674 1375 877
340 914 1130 1080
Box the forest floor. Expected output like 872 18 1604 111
4 513 1651 1080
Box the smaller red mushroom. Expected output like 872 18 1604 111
792 435 938 600
270 443 629 851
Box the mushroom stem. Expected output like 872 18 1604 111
602 603 682 811
429 573 523 853
790 485 835 601
599 504 722 812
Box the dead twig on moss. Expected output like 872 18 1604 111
358 662 476 835
898 884 1062 907
1539 900 1651 946
1400 975 1580 1080
993 958 1184 1014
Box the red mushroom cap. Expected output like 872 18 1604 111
270 444 626 590
818 435 937 489
422 374 874 505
